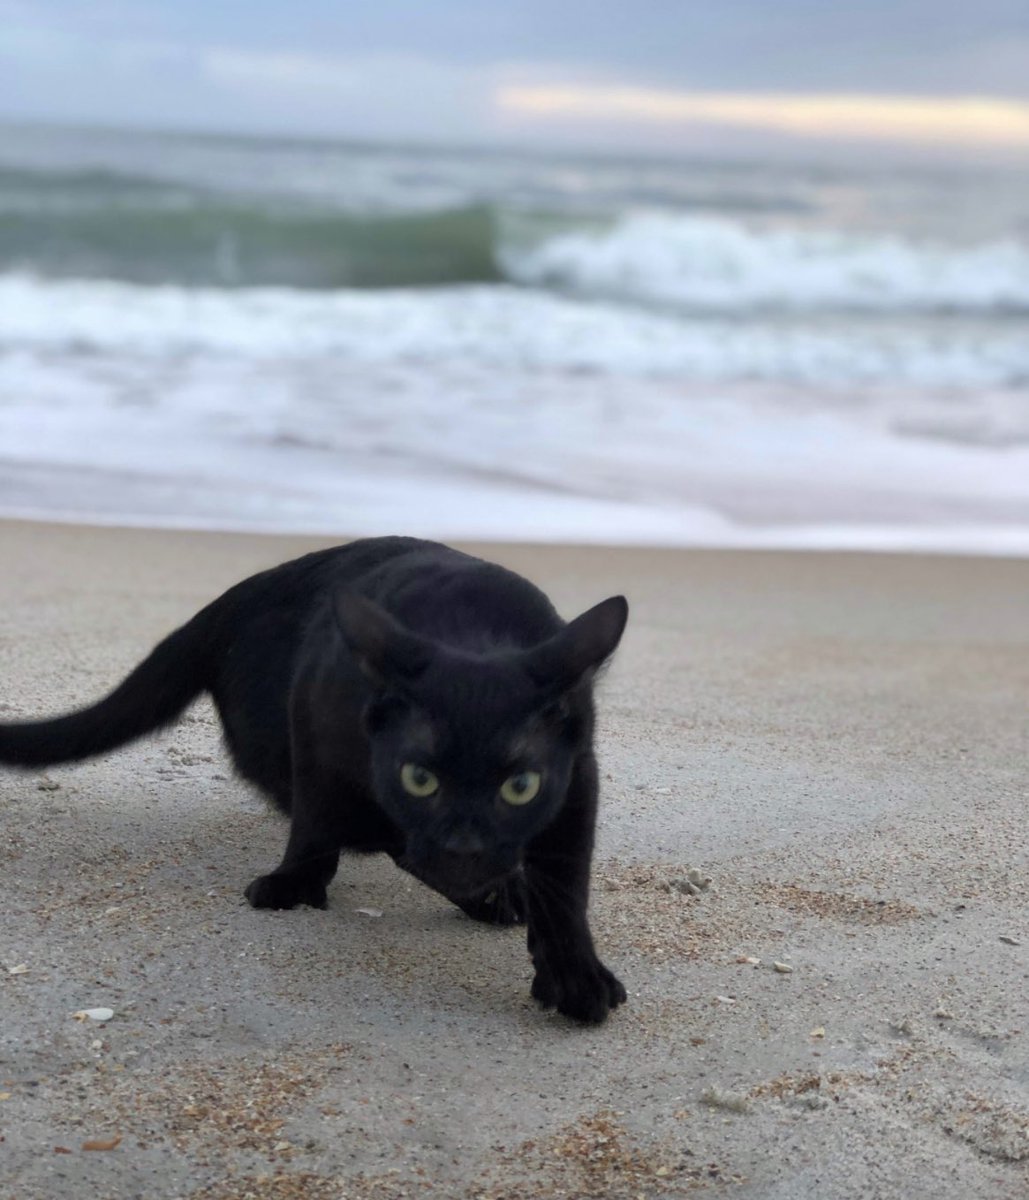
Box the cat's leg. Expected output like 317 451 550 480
244 775 343 910
244 707 349 910
524 752 626 1023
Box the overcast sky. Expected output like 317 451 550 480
2 1 1028 158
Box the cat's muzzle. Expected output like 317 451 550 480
408 847 517 899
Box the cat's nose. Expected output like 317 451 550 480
441 828 486 856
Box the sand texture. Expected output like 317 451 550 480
1 521 1027 1199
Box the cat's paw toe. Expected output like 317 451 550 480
531 958 626 1024
244 872 328 911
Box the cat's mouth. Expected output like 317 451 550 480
402 850 516 900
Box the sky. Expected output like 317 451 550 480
1 1 1028 159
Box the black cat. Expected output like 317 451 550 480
0 537 629 1022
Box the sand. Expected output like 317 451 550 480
0 519 1027 1199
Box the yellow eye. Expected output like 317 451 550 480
400 763 439 798
500 771 541 806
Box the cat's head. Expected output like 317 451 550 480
334 591 628 898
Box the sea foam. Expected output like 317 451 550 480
2 273 1027 390
506 212 1029 313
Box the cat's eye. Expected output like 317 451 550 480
400 763 440 798
499 771 541 806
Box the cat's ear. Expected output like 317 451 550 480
333 592 433 689
524 595 628 695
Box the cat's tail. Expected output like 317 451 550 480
0 603 221 769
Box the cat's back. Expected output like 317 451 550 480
205 538 447 778
212 536 560 664
218 537 428 620
205 537 430 668
352 542 563 652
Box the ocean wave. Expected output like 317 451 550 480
0 163 195 208
0 188 502 288
2 273 1027 390
6 158 1028 313
504 212 1029 314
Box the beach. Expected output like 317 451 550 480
1 518 1026 1198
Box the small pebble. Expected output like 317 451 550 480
7 964 29 976
998 935 1020 946
773 962 794 974
700 1087 751 1114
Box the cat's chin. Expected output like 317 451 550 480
404 854 517 902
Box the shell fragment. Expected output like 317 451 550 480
73 1007 115 1023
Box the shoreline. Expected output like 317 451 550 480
2 508 1028 562
2 519 1027 1198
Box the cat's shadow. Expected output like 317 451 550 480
6 783 543 1026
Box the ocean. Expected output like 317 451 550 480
0 122 1027 553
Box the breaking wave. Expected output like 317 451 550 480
505 212 1029 314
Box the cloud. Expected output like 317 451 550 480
202 48 367 95
498 84 1029 147
2 8 1027 157
196 47 501 140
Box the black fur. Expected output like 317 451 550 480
0 537 629 1023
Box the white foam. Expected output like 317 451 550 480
1 273 1027 389
1 341 1026 556
1 271 1026 556
505 212 1029 313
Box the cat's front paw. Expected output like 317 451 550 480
531 956 627 1024
245 872 328 910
